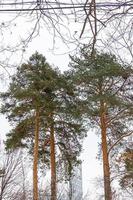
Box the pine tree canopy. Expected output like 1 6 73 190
0 52 86 179
69 47 133 125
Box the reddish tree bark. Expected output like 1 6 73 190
50 120 57 200
33 109 39 200
100 102 112 200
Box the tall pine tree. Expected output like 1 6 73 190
1 52 59 200
1 52 86 200
69 47 132 200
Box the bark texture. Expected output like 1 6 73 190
33 109 39 200
50 120 57 200
100 103 112 200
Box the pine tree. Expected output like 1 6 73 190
1 52 86 200
0 52 59 200
37 70 86 200
69 47 132 200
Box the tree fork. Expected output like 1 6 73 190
33 109 39 200
100 103 112 200
50 116 57 200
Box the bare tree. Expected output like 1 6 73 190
0 1 132 67
0 151 25 200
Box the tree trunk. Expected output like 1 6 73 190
100 103 112 200
33 109 39 200
69 180 73 200
50 120 57 200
